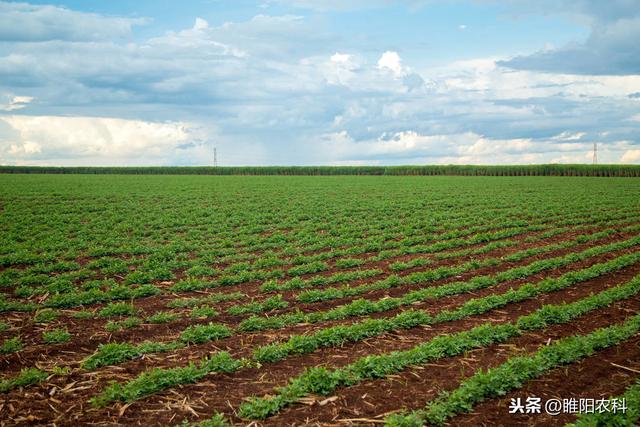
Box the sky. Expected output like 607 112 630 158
1 0 639 166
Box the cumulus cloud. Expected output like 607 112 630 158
0 115 203 165
317 129 638 165
0 2 638 166
0 1 147 42
621 149 640 163
378 51 404 77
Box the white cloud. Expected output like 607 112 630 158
378 51 404 77
621 149 640 163
331 52 352 63
551 131 586 141
1 94 34 111
0 4 638 166
0 115 202 165
193 17 209 31
317 129 639 165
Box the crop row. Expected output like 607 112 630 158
389 313 640 426
87 253 640 409
238 233 640 331
239 271 640 420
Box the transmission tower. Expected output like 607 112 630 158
592 143 597 165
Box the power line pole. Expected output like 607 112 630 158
592 143 597 165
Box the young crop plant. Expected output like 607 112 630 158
239 239 640 332
239 273 640 420
0 368 48 393
190 306 218 319
92 352 244 406
185 265 217 278
98 302 137 317
227 295 288 315
83 341 182 370
166 291 245 308
82 323 232 370
0 336 23 354
44 284 160 309
178 412 230 427
146 311 179 324
42 328 71 344
179 323 232 344
391 313 640 426
73 309 95 319
33 308 59 323
105 317 142 332
334 257 367 268
287 261 329 277
3 170 640 425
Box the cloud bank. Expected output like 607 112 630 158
0 1 639 165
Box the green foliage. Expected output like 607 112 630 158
227 295 288 315
34 309 59 323
190 306 218 319
179 413 230 427
0 368 48 393
287 261 329 277
98 302 137 318
83 341 181 370
0 336 23 354
406 314 640 426
92 352 242 406
73 309 95 319
42 328 71 344
83 323 232 370
179 323 232 344
45 284 160 309
145 311 178 324
253 310 429 363
166 292 244 308
239 273 640 420
240 237 640 332
105 317 142 332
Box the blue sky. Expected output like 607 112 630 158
1 0 639 166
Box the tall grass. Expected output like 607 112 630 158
2 165 640 177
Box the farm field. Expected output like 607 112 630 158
1 174 640 426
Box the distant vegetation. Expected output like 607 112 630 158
1 164 640 176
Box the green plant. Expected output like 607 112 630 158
179 323 232 345
146 311 178 324
0 368 48 393
190 306 218 319
99 302 137 318
34 308 59 323
73 309 95 319
42 328 71 344
0 337 23 354
105 317 142 332
227 295 288 316
92 352 243 406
